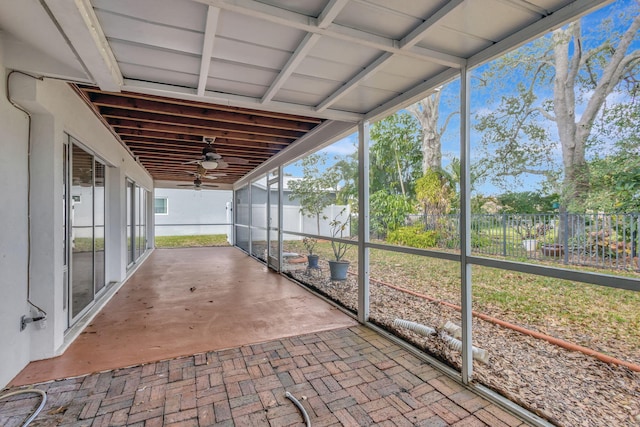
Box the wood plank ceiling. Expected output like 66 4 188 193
75 85 324 186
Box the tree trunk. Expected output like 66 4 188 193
407 91 442 173
553 15 640 213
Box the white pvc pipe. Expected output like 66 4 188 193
393 319 436 337
442 334 489 364
443 320 462 339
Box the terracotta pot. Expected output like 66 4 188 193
541 243 564 257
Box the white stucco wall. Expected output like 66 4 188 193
154 188 232 236
0 41 32 389
0 35 153 387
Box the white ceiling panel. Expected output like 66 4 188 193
310 36 381 67
334 1 424 40
207 61 278 88
95 10 204 56
363 0 448 19
330 85 398 114
280 73 342 96
0 0 87 80
273 88 331 107
378 55 447 81
259 0 327 17
217 10 306 52
450 0 541 40
212 38 293 71
206 77 270 98
120 63 198 88
295 56 360 83
110 41 201 76
93 0 207 31
417 29 492 58
364 71 426 96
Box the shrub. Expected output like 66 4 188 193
471 231 492 248
387 225 437 248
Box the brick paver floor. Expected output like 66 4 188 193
0 326 529 426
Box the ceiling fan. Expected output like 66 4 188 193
184 136 249 170
186 164 227 180
177 177 219 191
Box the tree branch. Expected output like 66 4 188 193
536 106 556 121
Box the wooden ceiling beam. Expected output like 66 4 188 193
122 137 280 154
109 120 294 145
140 159 255 170
80 87 323 124
116 130 202 143
100 108 305 139
126 144 272 161
89 93 317 132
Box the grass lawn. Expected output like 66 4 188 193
285 239 640 352
155 234 230 248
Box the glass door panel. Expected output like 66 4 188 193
267 173 280 271
71 144 94 318
135 185 141 261
127 180 134 265
94 161 105 294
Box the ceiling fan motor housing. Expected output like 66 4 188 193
202 145 217 158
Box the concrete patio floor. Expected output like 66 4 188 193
10 247 357 386
2 246 530 426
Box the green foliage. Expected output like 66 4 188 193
329 208 352 261
471 231 492 248
415 168 455 216
387 225 437 249
497 191 559 213
586 136 640 212
288 153 340 233
474 83 557 190
302 237 317 255
332 150 358 205
370 112 422 197
369 191 415 237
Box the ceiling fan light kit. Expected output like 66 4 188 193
200 160 218 169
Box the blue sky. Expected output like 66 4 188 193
285 0 639 198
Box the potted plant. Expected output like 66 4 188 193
303 237 319 268
513 218 546 251
328 210 352 281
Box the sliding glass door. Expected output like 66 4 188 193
127 180 149 268
69 139 106 321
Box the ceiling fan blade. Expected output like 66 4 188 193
222 156 249 164
216 159 229 169
202 184 219 188
182 160 202 165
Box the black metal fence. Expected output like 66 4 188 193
408 212 640 271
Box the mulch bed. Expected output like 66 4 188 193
286 263 640 427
